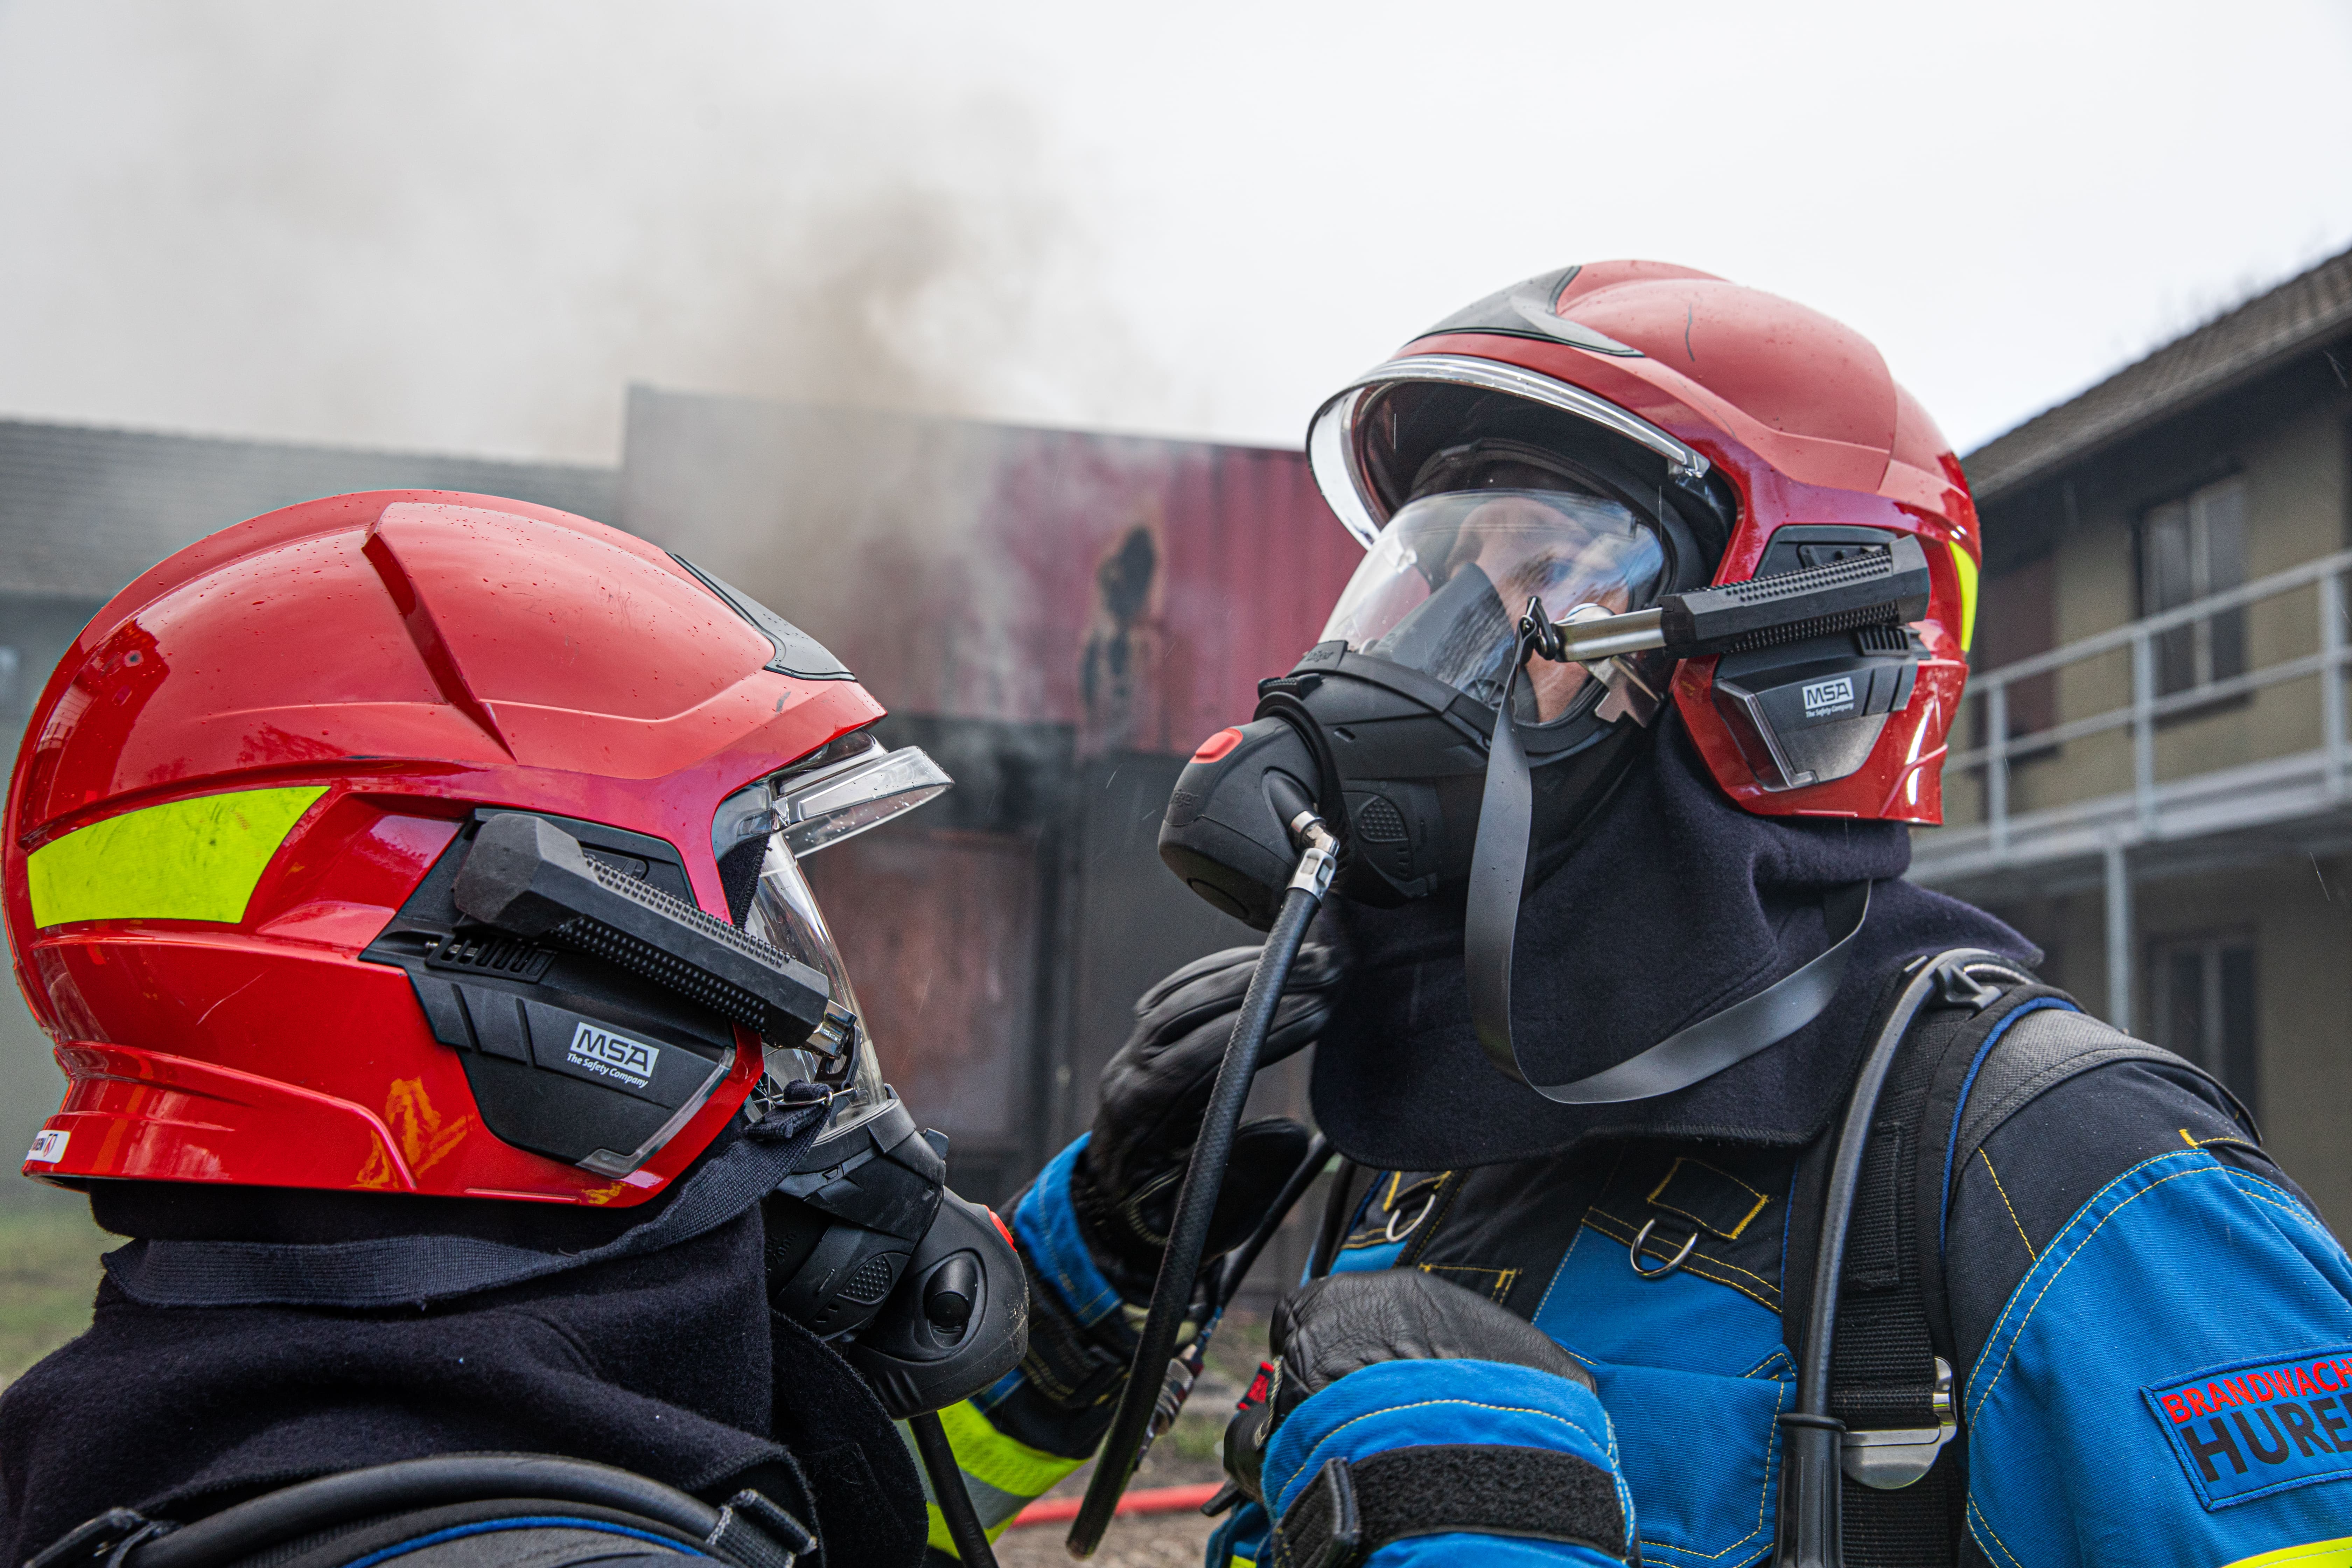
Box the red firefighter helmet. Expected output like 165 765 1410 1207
1306 260 1977 821
5 492 943 1207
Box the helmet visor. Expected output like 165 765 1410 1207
716 739 952 1142
1319 488 1666 725
743 833 891 1139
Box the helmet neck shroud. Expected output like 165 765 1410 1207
1307 717 2039 1171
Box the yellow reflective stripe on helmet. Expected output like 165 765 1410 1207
2222 1539 2352 1568
1948 540 1979 654
26 785 329 927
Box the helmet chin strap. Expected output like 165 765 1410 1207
1465 598 1873 1106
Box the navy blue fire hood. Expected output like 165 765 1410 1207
1309 716 2040 1171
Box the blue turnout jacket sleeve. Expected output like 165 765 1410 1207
985 1064 2352 1567
1946 1073 2352 1568
1008 1135 1125 1333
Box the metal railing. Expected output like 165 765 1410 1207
1948 546 2352 859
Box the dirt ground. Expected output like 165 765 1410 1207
995 1505 1220 1568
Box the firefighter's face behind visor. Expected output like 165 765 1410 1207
1321 477 1666 726
1156 454 1675 925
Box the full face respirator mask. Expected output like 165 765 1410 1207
384 730 1026 1422
1163 438 1714 925
1160 425 1932 1102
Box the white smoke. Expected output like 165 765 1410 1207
0 1 1170 462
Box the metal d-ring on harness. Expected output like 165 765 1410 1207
1628 1218 1698 1279
1383 1184 1438 1246
1066 814 1345 1559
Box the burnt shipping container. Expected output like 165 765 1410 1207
617 386 1364 1303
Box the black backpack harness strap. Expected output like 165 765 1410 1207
1778 950 2229 1568
26 1455 815 1568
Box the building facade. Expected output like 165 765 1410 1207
1921 244 2352 1226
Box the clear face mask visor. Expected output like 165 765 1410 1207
713 734 953 1140
1318 488 1667 727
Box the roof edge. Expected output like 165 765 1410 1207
1963 242 2352 505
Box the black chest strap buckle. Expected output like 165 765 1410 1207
1839 1355 1957 1489
25 1510 176 1568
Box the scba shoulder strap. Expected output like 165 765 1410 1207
28 1455 814 1568
1783 953 2230 1567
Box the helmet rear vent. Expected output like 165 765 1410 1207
1854 623 1916 655
426 933 555 983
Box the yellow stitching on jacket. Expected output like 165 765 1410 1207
1966 1496 2029 1568
1581 1210 1783 1312
1645 1156 1772 1240
1416 1263 1521 1304
1966 1157 2327 1420
1977 1148 2035 1260
1633 1369 1790 1565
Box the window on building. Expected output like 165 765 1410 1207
2146 930 2258 1113
1972 554 2057 752
2140 475 2246 698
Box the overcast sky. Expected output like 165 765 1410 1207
2 1 2348 468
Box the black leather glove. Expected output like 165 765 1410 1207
1070 939 1350 1300
1225 1269 1596 1501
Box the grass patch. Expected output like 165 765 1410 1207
1156 1311 1270 1469
0 1206 108 1383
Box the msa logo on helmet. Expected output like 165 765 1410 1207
1801 676 1857 718
565 1022 660 1091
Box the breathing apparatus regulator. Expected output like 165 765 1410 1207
1070 263 1977 1558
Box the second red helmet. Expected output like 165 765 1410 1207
1303 259 1978 824
6 491 948 1208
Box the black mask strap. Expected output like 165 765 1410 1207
1466 599 1873 1105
